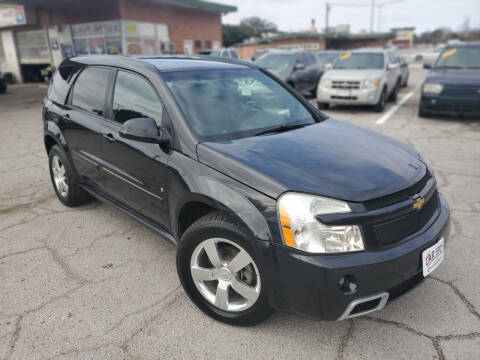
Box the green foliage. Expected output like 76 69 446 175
222 17 278 47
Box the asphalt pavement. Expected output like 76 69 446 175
0 67 479 359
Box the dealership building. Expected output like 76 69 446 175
0 0 236 83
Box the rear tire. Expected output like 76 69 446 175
389 80 401 102
0 80 7 94
317 102 330 110
373 88 386 112
48 145 91 207
177 212 273 326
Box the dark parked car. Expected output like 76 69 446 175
420 42 480 117
254 50 323 97
0 72 7 94
43 55 450 326
314 50 339 70
251 48 276 61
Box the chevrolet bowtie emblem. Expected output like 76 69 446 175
412 197 425 210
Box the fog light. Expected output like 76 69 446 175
338 275 357 294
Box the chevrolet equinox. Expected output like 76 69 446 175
43 55 450 326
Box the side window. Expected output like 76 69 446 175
305 53 315 66
112 71 163 126
296 54 307 66
71 67 110 116
229 50 239 59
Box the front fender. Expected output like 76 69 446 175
167 152 279 243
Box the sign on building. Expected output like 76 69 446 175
0 6 35 28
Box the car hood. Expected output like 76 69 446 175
426 68 480 84
197 119 426 201
323 69 384 81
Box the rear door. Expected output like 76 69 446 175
63 66 114 183
100 69 170 228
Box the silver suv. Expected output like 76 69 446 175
316 48 402 112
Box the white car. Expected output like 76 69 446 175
316 48 402 112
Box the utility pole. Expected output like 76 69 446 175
370 0 375 33
325 2 330 35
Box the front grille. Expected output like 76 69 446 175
363 171 431 211
331 80 360 89
442 84 480 98
331 95 358 100
373 191 439 245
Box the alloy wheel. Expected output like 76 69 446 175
51 155 69 197
190 238 261 312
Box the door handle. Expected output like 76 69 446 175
103 133 116 144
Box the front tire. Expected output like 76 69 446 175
373 88 386 112
389 80 401 102
48 145 91 207
176 212 273 326
0 80 7 94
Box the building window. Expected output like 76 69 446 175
205 40 212 49
194 40 202 48
169 43 176 53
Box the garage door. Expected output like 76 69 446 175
15 29 50 64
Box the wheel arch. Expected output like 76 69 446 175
174 192 271 243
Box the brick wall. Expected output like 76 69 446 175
36 0 120 27
118 0 222 53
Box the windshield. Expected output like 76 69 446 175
255 54 295 70
434 47 480 69
315 53 338 65
333 53 384 70
162 69 316 141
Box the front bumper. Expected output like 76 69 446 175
256 193 450 321
420 94 480 116
317 86 381 105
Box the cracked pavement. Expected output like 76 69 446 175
0 67 479 359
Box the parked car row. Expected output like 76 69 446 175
249 47 410 113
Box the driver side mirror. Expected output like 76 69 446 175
387 63 399 70
119 117 171 145
294 62 306 71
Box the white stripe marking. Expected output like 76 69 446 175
375 89 417 125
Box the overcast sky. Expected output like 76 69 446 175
214 0 480 34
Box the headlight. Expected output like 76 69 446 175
320 79 330 88
363 79 380 88
422 83 443 94
278 192 364 254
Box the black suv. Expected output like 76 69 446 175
420 42 480 117
254 50 323 97
44 55 450 326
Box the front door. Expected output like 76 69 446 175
63 66 114 184
100 70 170 229
183 40 193 55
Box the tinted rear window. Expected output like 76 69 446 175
71 67 111 116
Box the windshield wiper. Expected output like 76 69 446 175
434 66 463 69
254 123 310 136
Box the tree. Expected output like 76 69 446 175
222 24 254 47
222 17 278 47
240 17 278 37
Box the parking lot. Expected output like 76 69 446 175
0 65 479 359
